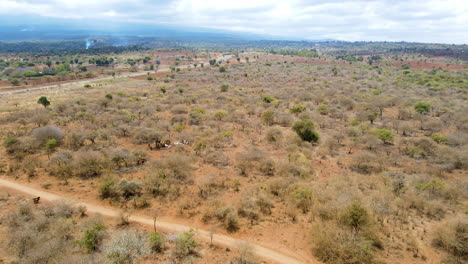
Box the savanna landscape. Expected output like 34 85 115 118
0 1 467 263
0 45 466 264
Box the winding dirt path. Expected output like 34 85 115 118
0 178 307 264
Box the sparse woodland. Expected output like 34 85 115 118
0 51 467 264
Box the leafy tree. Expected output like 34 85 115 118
372 128 394 144
415 101 431 114
105 94 113 100
44 138 58 158
37 96 51 108
292 120 320 142
219 66 227 73
367 111 378 124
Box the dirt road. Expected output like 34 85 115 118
0 178 306 264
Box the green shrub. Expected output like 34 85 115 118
77 223 105 252
340 203 370 231
214 110 228 120
261 110 275 126
290 105 306 114
220 84 229 92
262 95 276 103
37 96 50 108
175 229 198 257
431 132 448 144
415 101 431 114
292 120 320 142
149 232 165 253
44 138 58 157
4 137 17 147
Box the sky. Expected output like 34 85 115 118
0 0 467 44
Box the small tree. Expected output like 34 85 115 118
372 128 394 144
44 138 58 159
37 96 50 108
415 101 431 115
261 110 275 126
219 66 226 73
340 203 370 232
292 120 320 142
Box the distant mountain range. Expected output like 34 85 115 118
0 15 334 43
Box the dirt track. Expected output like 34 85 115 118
0 54 233 96
0 178 306 264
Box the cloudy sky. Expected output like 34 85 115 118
1 0 467 43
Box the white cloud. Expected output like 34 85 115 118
0 0 466 43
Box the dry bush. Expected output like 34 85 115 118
21 155 43 178
4 136 40 159
232 242 258 264
5 202 90 263
73 151 107 178
48 150 74 180
277 152 314 179
432 217 468 264
32 125 64 144
235 148 276 176
65 132 86 150
203 150 229 167
349 152 384 174
265 127 283 144
313 223 377 264
144 154 192 198
105 229 148 264
29 110 50 126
